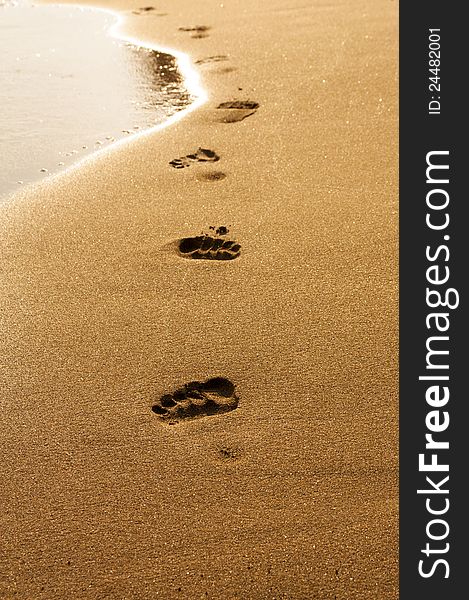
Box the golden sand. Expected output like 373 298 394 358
0 1 398 597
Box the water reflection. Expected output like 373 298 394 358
127 45 193 113
0 2 194 198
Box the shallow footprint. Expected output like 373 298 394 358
196 170 227 182
217 445 243 461
216 100 260 123
169 147 220 169
152 377 239 424
195 55 229 65
213 66 238 75
179 25 211 39
132 6 154 14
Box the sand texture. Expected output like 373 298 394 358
0 0 398 598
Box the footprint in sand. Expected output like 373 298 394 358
177 226 241 260
196 171 227 182
195 55 229 65
169 147 220 169
132 6 153 14
216 100 260 123
217 445 243 461
152 377 239 424
179 25 211 39
195 55 236 74
132 7 167 16
215 66 238 74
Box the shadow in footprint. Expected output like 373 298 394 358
179 25 211 39
178 236 240 260
152 377 239 424
170 147 220 169
216 100 260 123
177 226 240 260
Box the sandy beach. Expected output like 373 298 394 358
0 0 398 598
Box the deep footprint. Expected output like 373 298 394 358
216 100 260 123
170 147 220 169
178 230 241 260
152 377 239 424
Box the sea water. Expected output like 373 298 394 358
0 0 193 198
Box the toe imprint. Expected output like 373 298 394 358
152 377 239 424
169 157 192 169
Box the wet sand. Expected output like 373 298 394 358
0 1 398 598
0 1 194 196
